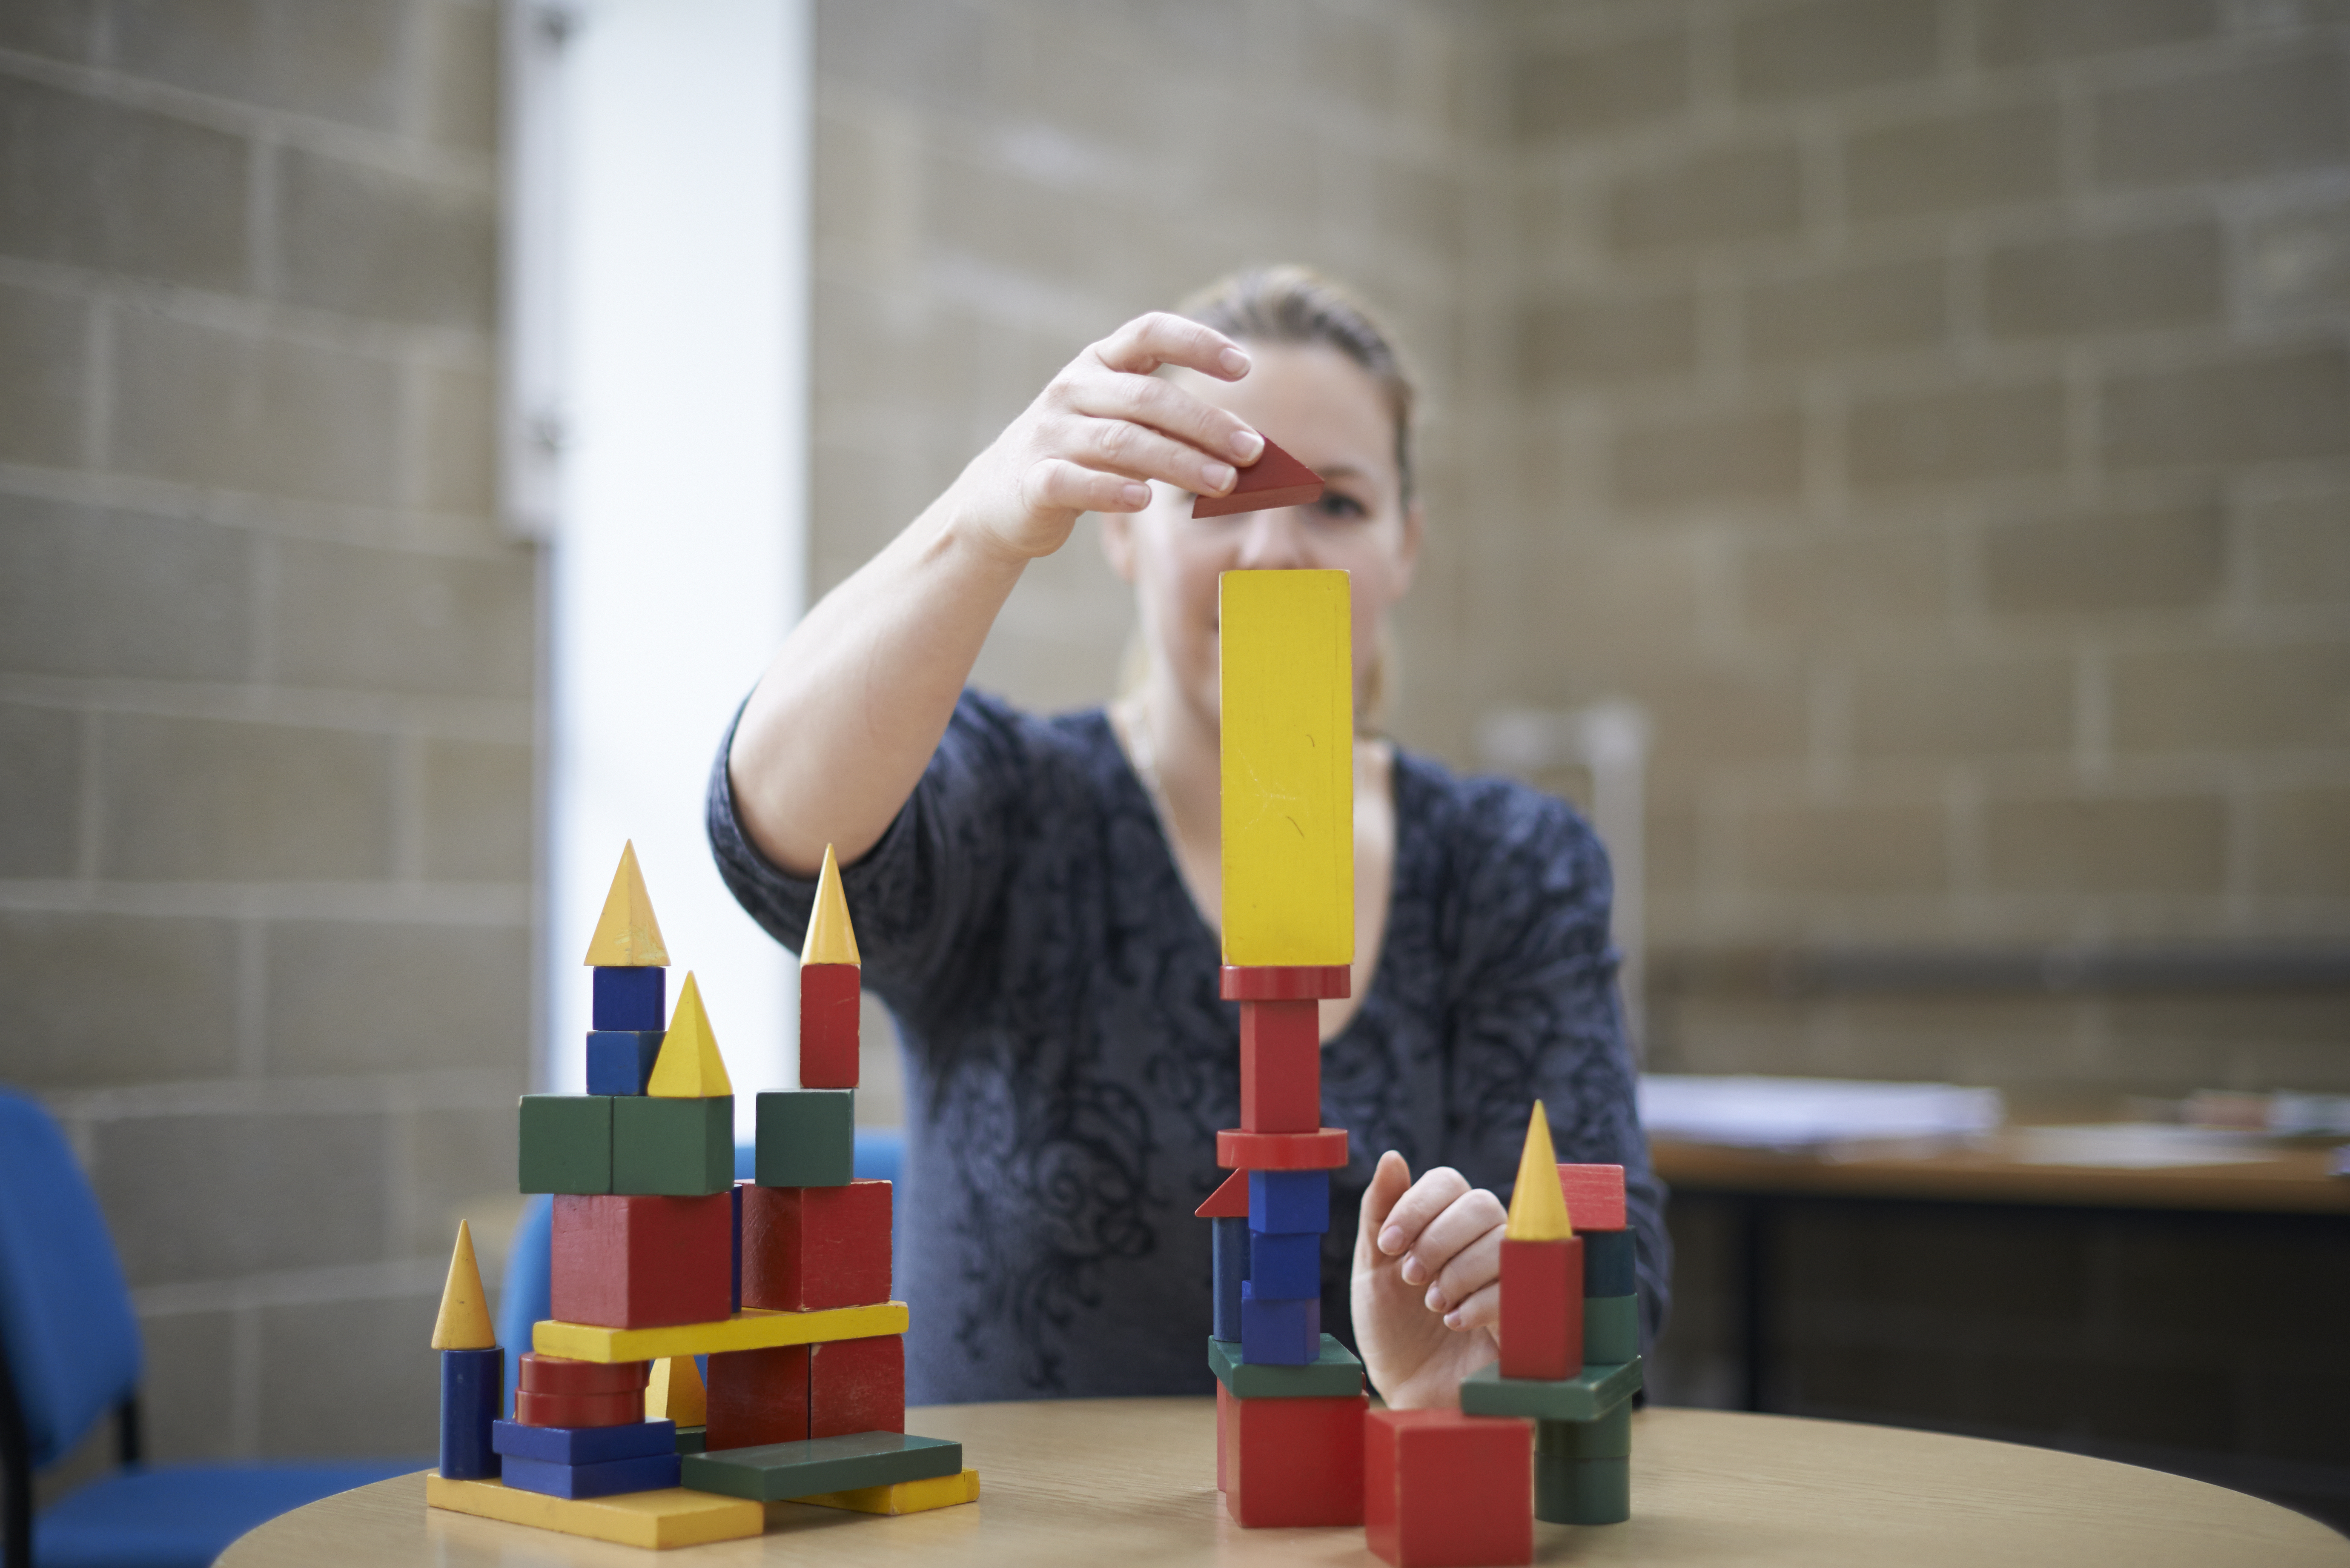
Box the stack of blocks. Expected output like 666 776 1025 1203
425 843 980 1550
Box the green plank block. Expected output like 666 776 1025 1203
518 1095 613 1194
754 1090 854 1187
1208 1334 1363 1399
1535 1454 1628 1525
1536 1401 1631 1459
1584 1292 1638 1364
681 1431 961 1501
611 1095 733 1196
1459 1357 1642 1422
674 1426 706 1455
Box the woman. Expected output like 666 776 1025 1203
710 268 1668 1408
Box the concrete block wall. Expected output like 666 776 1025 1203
0 1 527 1478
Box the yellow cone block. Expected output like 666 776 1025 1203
427 1475 762 1549
1506 1102 1574 1241
786 1467 981 1516
803 843 861 966
1218 569 1354 967
645 1356 706 1425
432 1221 496 1351
584 841 670 967
646 972 732 1099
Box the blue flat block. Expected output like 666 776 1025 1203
585 1030 665 1095
1249 1230 1321 1299
492 1419 676 1466
501 1450 682 1500
438 1347 502 1481
1239 1282 1320 1365
1584 1227 1635 1297
729 1181 744 1313
1248 1169 1329 1236
592 966 665 1031
1212 1215 1249 1342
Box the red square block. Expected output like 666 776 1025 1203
706 1344 808 1451
516 1353 650 1397
809 1334 904 1437
1225 1392 1367 1528
1556 1164 1626 1231
514 1388 645 1429
1366 1410 1533 1568
741 1180 892 1311
1499 1236 1583 1382
550 1193 732 1329
1240 999 1319 1133
799 963 860 1089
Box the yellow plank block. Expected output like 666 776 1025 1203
425 1473 762 1549
1218 569 1353 967
786 1467 980 1516
534 1302 909 1363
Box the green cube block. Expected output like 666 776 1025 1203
1208 1334 1363 1399
681 1431 960 1501
1584 1292 1639 1364
754 1090 854 1187
1536 1400 1631 1459
1459 1357 1643 1422
612 1095 734 1195
1535 1453 1628 1525
518 1095 613 1194
674 1426 706 1455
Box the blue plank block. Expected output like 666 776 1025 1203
1239 1282 1320 1365
438 1347 502 1481
501 1450 682 1500
491 1419 676 1466
592 967 665 1031
585 1030 665 1095
1212 1216 1249 1342
1584 1227 1635 1297
1249 1230 1321 1299
1248 1169 1329 1236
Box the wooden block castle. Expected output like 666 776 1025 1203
425 842 978 1549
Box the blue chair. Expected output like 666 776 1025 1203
0 1090 413 1568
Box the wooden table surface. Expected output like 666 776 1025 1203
219 1399 2348 1567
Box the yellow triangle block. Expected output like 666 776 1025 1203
645 1356 707 1425
432 1220 496 1350
803 844 860 966
583 841 670 967
646 972 732 1098
1506 1103 1573 1240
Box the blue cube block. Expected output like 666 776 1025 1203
1239 1281 1320 1365
585 1030 665 1095
501 1450 682 1500
1212 1215 1249 1342
1584 1227 1636 1297
1248 1169 1329 1236
438 1347 502 1481
592 966 665 1031
492 1419 676 1466
1249 1230 1321 1299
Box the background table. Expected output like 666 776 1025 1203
219 1399 2347 1567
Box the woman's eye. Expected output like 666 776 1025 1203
1312 491 1369 521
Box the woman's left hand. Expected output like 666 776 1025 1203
1349 1150 1505 1407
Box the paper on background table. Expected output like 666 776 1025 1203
1638 1075 2005 1151
2009 1124 2286 1168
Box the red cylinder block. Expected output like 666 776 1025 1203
1221 965 1350 1001
1499 1236 1585 1382
517 1352 650 1397
514 1388 646 1429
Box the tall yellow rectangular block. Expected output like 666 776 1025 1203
1218 569 1353 967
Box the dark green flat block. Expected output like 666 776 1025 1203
674 1426 706 1454
1584 1293 1638 1363
1208 1334 1362 1399
612 1095 733 1195
681 1431 961 1501
754 1090 854 1187
519 1095 613 1194
1460 1356 1642 1422
1535 1453 1628 1525
1536 1401 1631 1459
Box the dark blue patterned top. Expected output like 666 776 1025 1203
708 690 1670 1405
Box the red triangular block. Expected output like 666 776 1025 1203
1192 436 1325 518
1195 1168 1251 1219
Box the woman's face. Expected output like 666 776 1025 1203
1101 340 1422 728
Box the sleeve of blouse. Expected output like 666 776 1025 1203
1442 780 1674 1354
706 687 1033 1043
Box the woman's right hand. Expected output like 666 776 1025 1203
946 311 1270 561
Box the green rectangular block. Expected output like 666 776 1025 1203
674 1426 706 1455
1208 1334 1362 1399
518 1095 613 1194
1585 1292 1638 1364
1535 1453 1628 1525
681 1431 961 1501
1459 1357 1642 1422
611 1094 733 1196
1536 1400 1631 1459
754 1090 854 1187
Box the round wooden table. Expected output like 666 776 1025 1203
220 1400 2349 1566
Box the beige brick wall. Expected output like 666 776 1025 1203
0 0 526 1475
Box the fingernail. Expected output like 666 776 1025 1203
1378 1225 1404 1254
1219 347 1251 376
1424 1285 1446 1313
1119 482 1149 510
1230 428 1264 462
1444 1310 1464 1329
1399 1257 1424 1287
1202 461 1236 493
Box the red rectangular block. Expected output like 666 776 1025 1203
514 1388 645 1429
1225 1392 1366 1528
798 963 860 1089
550 1193 732 1330
706 1344 809 1451
517 1353 650 1397
1240 999 1319 1133
1500 1236 1583 1382
740 1179 891 1312
1215 1381 1229 1492
1556 1163 1626 1231
809 1333 904 1438
1366 1410 1533 1568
